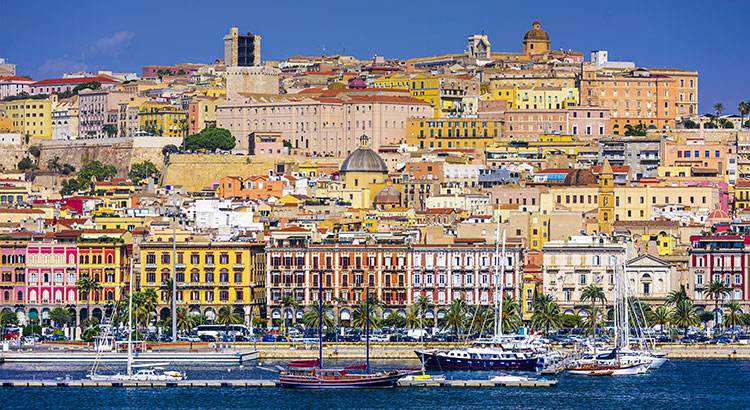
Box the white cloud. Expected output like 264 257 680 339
88 31 135 56
37 57 85 75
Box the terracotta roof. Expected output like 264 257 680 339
32 76 119 86
0 209 44 214
591 165 630 173
275 226 310 233
0 76 35 82
613 220 680 227
424 208 456 214
536 168 572 174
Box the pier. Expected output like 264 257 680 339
0 378 557 388
0 351 259 364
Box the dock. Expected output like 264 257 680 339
0 351 259 364
0 378 557 388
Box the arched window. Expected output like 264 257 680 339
3 291 8 301
107 255 113 264
17 291 23 301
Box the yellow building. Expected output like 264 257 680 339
140 241 266 322
736 180 750 210
597 159 614 235
409 74 441 117
340 135 389 209
4 98 52 141
482 85 578 109
93 216 145 231
372 74 412 90
406 118 502 150
138 102 187 137
188 97 225 135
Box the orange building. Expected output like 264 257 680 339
216 176 285 200
579 67 698 135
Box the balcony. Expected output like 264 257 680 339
204 263 215 269
233 263 245 270
145 263 157 269
218 281 230 287
175 263 186 269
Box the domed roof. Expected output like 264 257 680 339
523 20 550 42
373 185 401 204
340 135 388 173
562 169 597 186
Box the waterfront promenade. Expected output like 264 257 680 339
3 341 750 361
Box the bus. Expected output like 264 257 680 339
195 324 250 338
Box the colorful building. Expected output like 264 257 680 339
4 98 52 141
138 102 187 137
406 118 502 150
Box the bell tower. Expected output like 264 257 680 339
597 158 614 235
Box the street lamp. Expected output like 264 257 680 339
166 193 181 343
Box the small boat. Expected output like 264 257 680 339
400 373 446 381
88 367 186 381
490 371 543 383
567 362 646 376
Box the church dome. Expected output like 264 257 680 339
348 78 367 89
373 185 401 204
523 20 550 42
562 169 597 186
340 135 388 173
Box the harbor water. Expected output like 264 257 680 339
1 359 748 409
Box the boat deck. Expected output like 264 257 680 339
0 379 557 388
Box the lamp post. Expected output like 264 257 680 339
166 192 180 343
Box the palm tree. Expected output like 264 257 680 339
413 295 432 337
141 288 159 327
351 298 380 331
501 294 521 334
582 306 604 333
648 306 671 333
580 285 607 345
665 288 689 307
405 304 422 331
705 279 730 333
173 307 193 334
714 102 725 119
76 275 102 324
159 278 174 305
670 299 699 336
531 297 562 335
216 306 242 334
302 301 334 332
280 295 299 334
723 300 743 331
440 299 467 337
738 101 750 129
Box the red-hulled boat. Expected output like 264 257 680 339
278 360 407 388
278 287 413 388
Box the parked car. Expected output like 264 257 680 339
199 334 216 342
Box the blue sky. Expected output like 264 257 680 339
3 0 748 114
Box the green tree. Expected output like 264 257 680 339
723 300 743 330
76 276 102 325
671 299 699 336
351 295 382 331
624 122 647 136
82 326 101 342
705 279 730 332
159 278 174 305
714 102 724 118
531 295 562 335
217 306 243 333
17 156 34 171
501 294 521 334
174 307 193 334
281 295 299 334
580 285 607 342
665 288 689 307
698 311 715 330
184 127 236 152
61 159 117 195
28 145 41 164
162 144 180 156
47 156 62 174
381 311 407 328
128 160 160 184
440 299 467 337
103 124 117 138
0 310 19 327
302 301 334 331
49 307 73 327
648 306 671 332
23 324 43 337
683 119 699 129
72 81 101 94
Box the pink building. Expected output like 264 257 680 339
1 243 27 313
248 131 284 155
29 76 119 96
0 76 34 99
25 242 78 323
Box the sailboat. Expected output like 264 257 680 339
278 286 412 388
87 260 185 381
415 227 540 371
401 302 445 382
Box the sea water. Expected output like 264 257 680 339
0 359 748 409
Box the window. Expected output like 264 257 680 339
579 274 587 285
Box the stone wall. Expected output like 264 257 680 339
36 137 182 177
162 154 343 192
0 145 31 171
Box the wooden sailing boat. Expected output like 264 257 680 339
278 284 412 388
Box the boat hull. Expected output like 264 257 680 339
416 351 539 371
278 372 405 389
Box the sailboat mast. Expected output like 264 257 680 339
500 229 506 336
127 258 133 376
365 287 370 374
319 270 323 369
493 217 500 337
